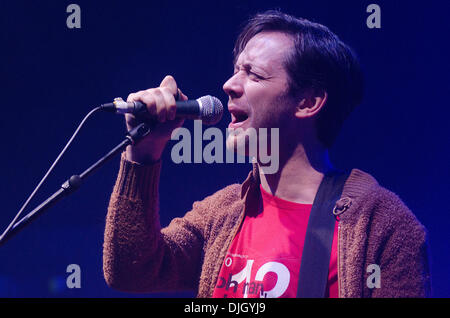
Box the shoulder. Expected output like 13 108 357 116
188 182 245 230
191 183 242 212
162 183 243 242
187 182 245 244
342 169 427 238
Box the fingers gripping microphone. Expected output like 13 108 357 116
101 95 223 125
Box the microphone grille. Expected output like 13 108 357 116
197 95 223 125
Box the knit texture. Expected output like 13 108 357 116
103 154 431 297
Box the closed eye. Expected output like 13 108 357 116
233 64 267 81
250 72 265 80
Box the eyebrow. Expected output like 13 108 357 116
234 62 269 76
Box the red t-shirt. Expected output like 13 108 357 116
212 185 338 298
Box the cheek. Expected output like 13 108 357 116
245 88 273 115
251 96 285 125
243 81 292 124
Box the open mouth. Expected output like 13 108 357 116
229 108 250 128
232 112 248 123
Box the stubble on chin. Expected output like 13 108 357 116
226 127 258 157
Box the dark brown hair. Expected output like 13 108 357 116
234 10 364 148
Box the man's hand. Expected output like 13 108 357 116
125 75 188 164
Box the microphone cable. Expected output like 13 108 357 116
0 106 103 242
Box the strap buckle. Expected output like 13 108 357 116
333 197 352 221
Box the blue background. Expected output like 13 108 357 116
0 0 449 297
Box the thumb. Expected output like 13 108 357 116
160 75 188 101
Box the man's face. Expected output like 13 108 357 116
223 31 296 155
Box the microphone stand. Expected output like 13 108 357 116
0 122 151 247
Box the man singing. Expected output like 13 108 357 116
103 10 431 298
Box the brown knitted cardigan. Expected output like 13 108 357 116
103 155 431 297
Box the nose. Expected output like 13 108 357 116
223 72 244 100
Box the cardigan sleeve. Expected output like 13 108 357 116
102 154 207 293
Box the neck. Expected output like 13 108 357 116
258 141 333 204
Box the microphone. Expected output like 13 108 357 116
101 95 223 125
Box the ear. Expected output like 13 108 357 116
294 88 328 119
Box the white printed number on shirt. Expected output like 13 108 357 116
231 259 290 298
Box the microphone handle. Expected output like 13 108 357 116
134 100 201 119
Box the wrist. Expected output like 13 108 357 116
125 143 166 165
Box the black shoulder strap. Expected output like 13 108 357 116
296 170 349 298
